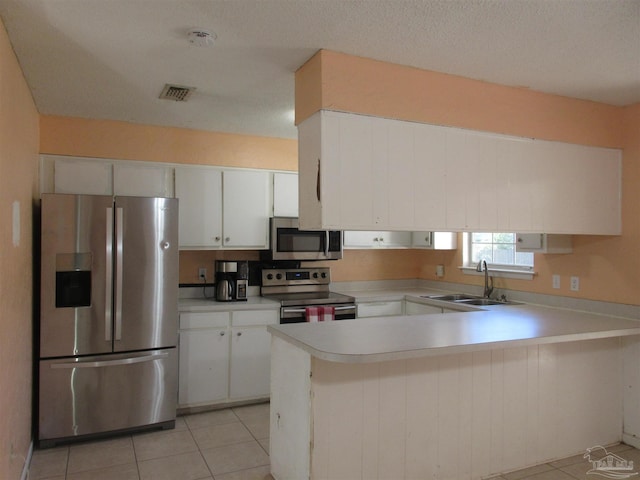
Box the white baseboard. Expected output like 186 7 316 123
20 441 33 480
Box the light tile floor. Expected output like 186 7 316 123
28 402 272 480
28 404 640 480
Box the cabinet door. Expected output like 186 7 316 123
175 167 223 248
357 301 403 318
344 231 378 248
412 232 457 250
229 326 272 399
412 232 433 248
273 172 298 217
405 302 443 315
344 231 410 248
222 170 269 248
178 327 229 406
414 123 447 229
114 163 173 197
378 231 411 248
54 157 112 195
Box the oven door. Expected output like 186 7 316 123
280 304 356 324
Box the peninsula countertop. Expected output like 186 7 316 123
267 304 640 363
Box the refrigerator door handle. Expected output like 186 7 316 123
105 207 113 342
115 207 124 341
50 352 169 369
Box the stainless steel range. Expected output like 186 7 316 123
261 267 356 323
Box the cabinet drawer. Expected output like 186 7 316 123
357 301 403 318
179 312 230 329
232 309 279 327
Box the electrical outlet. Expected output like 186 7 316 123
552 274 560 289
198 268 207 281
570 276 580 291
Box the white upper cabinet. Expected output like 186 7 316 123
222 170 270 248
273 172 298 217
411 232 458 250
344 231 412 249
516 233 573 254
175 167 270 249
298 110 621 235
113 163 173 197
45 155 172 197
175 166 223 248
52 157 113 195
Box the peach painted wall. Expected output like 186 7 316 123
295 50 639 306
40 115 298 171
0 19 40 478
296 50 622 148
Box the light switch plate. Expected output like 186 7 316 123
552 274 560 289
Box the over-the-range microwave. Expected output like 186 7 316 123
267 217 343 261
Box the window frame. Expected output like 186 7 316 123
461 232 536 280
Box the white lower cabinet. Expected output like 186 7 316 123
404 301 444 315
357 301 404 318
229 310 278 400
358 299 464 318
178 308 278 408
178 312 230 406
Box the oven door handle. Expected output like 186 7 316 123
282 305 355 314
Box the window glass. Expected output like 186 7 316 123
470 233 533 268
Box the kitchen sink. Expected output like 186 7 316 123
423 294 480 301
422 293 521 307
455 298 505 306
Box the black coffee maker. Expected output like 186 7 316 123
215 261 248 301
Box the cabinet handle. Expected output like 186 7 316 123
517 237 523 243
215 236 221 241
225 237 230 242
219 331 225 336
316 158 321 202
237 332 242 337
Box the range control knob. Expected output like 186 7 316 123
276 273 283 280
313 272 319 278
266 273 274 280
321 272 327 278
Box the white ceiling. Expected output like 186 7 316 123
0 0 638 140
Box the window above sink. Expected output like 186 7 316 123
461 232 536 280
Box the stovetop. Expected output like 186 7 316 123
263 290 355 307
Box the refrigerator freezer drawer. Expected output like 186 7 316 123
38 348 177 444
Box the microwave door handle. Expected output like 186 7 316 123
325 230 329 257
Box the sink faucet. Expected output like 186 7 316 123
476 260 494 298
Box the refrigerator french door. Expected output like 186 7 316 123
38 193 179 446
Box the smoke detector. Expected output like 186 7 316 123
159 84 196 102
187 29 216 47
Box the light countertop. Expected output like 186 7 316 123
179 295 280 312
268 303 640 363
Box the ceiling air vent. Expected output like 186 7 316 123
159 84 195 102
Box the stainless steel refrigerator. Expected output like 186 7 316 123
38 193 179 447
